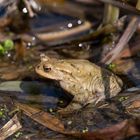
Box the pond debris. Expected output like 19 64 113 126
14 101 66 133
13 101 140 140
23 0 36 17
75 118 140 140
128 100 140 109
98 0 140 16
102 90 140 117
103 3 119 25
101 16 139 64
0 114 22 140
34 0 87 19
50 20 122 48
0 86 140 139
36 21 92 41
101 0 140 64
116 45 138 59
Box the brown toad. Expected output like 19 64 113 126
36 55 123 113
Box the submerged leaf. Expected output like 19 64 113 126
14 101 65 133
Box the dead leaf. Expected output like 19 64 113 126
14 101 65 133
0 114 22 140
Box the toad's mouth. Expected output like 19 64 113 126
35 64 43 74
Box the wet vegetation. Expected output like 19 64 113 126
0 0 140 139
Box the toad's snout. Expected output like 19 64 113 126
35 64 43 73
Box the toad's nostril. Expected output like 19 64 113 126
36 65 40 69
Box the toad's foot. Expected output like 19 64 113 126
57 102 82 115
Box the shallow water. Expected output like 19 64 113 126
0 1 140 139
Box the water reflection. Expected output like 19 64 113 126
0 81 69 109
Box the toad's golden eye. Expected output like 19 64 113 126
43 66 51 72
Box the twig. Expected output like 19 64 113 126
36 21 92 41
103 3 119 25
101 0 140 64
0 115 22 140
136 0 140 9
101 17 139 64
98 0 140 16
116 35 140 59
23 0 35 17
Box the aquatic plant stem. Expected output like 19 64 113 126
23 0 35 17
103 3 119 25
101 0 140 64
98 0 140 16
101 17 139 64
136 0 140 9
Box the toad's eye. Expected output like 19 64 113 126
43 66 51 72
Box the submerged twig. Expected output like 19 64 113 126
98 0 140 16
45 23 118 47
101 17 139 64
0 115 22 140
116 35 140 59
35 0 85 19
23 0 35 17
103 3 119 25
136 0 140 9
101 0 140 64
36 21 92 41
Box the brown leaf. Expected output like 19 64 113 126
14 101 65 133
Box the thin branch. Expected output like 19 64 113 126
23 0 35 17
101 17 139 64
36 21 92 41
98 0 140 16
103 4 119 25
0 115 22 140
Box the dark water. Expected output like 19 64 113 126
30 12 84 31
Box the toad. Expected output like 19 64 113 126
36 54 123 113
